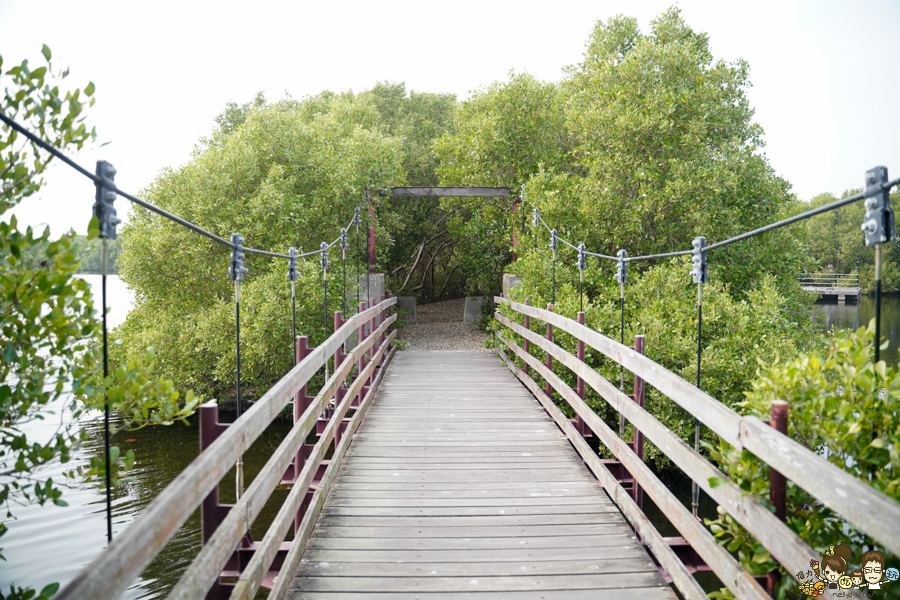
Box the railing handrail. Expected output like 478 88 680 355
798 273 860 285
57 296 397 600
168 310 397 599
494 297 900 595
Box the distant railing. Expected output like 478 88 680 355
58 296 397 600
494 297 900 600
798 273 860 288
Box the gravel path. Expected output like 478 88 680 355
397 298 491 352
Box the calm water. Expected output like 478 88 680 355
1 276 291 598
813 294 900 367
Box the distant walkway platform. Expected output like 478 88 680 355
287 351 673 599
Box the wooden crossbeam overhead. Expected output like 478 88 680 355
390 186 511 198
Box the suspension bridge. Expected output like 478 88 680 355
3 112 900 600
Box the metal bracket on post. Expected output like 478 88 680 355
616 249 627 286
863 167 892 363
93 160 121 239
690 236 707 285
862 166 893 246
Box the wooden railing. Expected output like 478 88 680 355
493 297 900 600
58 296 398 600
798 273 860 288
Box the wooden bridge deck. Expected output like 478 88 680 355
287 351 674 599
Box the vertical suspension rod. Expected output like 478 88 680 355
235 278 244 499
875 244 883 364
102 238 112 543
692 282 703 518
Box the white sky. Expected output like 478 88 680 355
2 0 899 236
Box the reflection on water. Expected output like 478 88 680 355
813 295 900 367
0 276 293 598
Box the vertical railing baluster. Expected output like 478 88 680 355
358 300 368 404
576 311 586 436
368 297 377 387
294 336 313 533
633 335 645 510
766 400 788 596
523 299 531 375
545 304 554 398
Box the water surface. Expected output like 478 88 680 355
813 294 900 367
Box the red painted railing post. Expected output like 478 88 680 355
767 400 788 595
576 312 586 436
199 402 236 600
633 335 645 510
368 297 377 386
294 336 313 533
523 299 530 375
358 301 368 405
545 304 553 398
379 294 387 366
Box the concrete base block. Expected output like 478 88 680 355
502 274 522 299
357 273 385 305
397 296 417 323
464 296 486 324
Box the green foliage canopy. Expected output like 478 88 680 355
115 90 408 402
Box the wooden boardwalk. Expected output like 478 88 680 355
288 351 674 599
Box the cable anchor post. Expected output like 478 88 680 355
341 227 348 315
862 166 893 364
288 247 299 360
550 229 558 304
577 242 586 313
616 249 628 435
354 206 361 311
689 235 707 518
93 159 119 545
321 241 330 379
229 232 247 499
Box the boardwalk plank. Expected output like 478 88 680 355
300 545 650 563
288 589 675 600
316 513 626 527
296 556 658 577
293 572 667 593
319 504 619 517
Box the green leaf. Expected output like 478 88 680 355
41 44 52 61
109 446 120 462
869 438 885 449
39 583 60 598
708 476 726 489
85 81 95 97
87 216 100 240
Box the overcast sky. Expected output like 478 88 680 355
2 0 899 236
